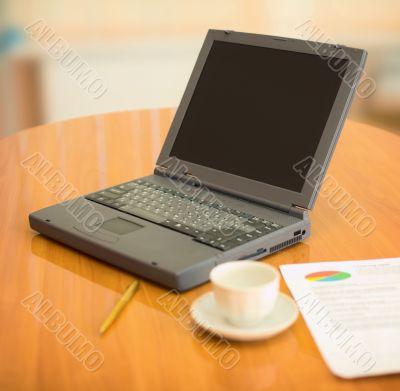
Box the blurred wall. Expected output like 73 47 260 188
1 0 399 136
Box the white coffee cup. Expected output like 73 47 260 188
210 261 280 327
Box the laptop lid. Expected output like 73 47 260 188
157 30 367 211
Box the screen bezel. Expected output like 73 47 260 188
157 30 367 210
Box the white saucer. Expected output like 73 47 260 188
190 292 299 341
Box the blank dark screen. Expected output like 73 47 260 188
170 40 347 192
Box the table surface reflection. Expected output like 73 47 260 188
0 108 399 390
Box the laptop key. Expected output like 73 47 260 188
246 217 265 228
87 196 114 206
161 220 198 236
102 199 116 205
99 191 120 199
195 233 215 243
195 237 218 246
213 241 237 251
253 228 268 237
118 206 165 223
241 225 256 233
111 201 126 208
194 234 222 247
234 233 258 244
109 188 126 195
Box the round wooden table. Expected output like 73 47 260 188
0 109 399 390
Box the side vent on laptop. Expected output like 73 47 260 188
269 235 302 254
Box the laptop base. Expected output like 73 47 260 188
29 175 310 291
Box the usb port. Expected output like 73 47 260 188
294 230 301 236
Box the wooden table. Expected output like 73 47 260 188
0 109 399 391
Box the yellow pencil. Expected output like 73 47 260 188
100 280 139 334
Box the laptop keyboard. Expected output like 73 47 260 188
85 179 282 251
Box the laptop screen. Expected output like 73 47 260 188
170 40 348 193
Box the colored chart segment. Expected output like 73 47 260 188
305 270 351 282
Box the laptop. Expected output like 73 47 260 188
29 30 367 291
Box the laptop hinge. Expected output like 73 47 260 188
289 204 309 219
155 166 201 188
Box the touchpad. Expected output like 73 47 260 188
101 218 143 235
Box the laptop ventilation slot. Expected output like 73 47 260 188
269 236 302 254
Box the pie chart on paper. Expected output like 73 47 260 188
305 270 351 282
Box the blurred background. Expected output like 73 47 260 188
0 0 399 137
